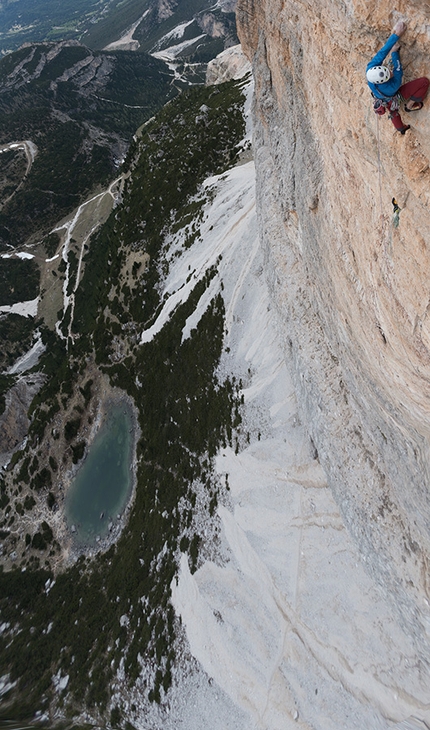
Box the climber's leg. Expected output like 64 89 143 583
399 77 430 109
387 103 409 133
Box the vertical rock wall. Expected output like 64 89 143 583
237 0 430 647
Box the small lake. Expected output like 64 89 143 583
65 402 134 546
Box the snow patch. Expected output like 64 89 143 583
7 330 45 374
0 674 16 698
1 250 34 259
52 669 69 692
0 297 38 317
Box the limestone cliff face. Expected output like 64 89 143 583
237 0 430 645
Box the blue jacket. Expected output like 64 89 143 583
366 33 403 99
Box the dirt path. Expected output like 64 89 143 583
0 140 38 209
49 174 126 343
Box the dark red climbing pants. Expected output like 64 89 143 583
389 77 430 131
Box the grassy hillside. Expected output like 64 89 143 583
86 0 209 50
79 0 153 50
0 0 233 55
0 0 123 54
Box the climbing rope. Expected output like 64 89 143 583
375 114 401 233
375 114 387 232
372 104 418 375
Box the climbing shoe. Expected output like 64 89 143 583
404 101 424 112
400 125 411 134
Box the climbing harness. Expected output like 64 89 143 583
372 93 401 117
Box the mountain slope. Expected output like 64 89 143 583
2 35 430 730
0 70 248 724
0 41 176 251
0 0 238 72
0 0 116 54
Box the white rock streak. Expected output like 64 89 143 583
168 87 430 730
152 34 207 62
152 20 195 52
7 330 45 375
103 10 150 52
140 163 256 345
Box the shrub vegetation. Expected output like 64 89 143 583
0 78 246 720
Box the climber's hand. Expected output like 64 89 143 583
392 19 406 36
392 41 401 51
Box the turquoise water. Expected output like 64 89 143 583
65 402 133 545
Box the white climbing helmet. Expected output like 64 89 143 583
366 65 391 84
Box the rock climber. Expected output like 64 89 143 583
366 19 429 134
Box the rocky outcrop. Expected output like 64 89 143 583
0 374 44 468
196 10 238 45
237 0 430 648
206 44 251 85
0 41 84 91
0 41 115 96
